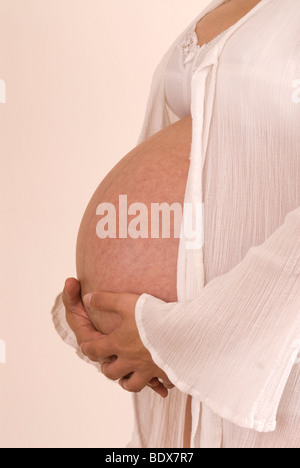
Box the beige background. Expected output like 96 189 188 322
0 0 209 448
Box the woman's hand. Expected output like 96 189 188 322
81 291 174 395
63 278 174 397
63 278 101 345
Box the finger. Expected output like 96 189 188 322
62 279 102 347
82 291 121 313
164 382 175 390
67 315 100 346
80 336 116 362
63 278 91 324
160 376 175 389
83 291 136 316
155 370 175 390
118 373 150 394
118 375 168 398
63 278 81 307
148 377 161 388
101 360 134 381
147 377 169 397
99 356 117 364
148 381 169 398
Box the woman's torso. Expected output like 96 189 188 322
76 0 264 312
75 0 300 449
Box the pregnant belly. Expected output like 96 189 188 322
76 116 192 328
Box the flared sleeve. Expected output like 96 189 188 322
135 206 300 432
51 292 100 370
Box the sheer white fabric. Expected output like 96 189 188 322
51 0 300 448
164 24 229 119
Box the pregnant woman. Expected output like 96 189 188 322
52 0 300 448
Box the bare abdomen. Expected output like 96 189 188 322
76 117 192 310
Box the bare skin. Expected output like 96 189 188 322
63 280 173 399
195 0 262 48
69 0 263 449
76 116 192 310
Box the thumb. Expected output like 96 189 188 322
82 291 139 317
83 291 123 313
63 277 82 308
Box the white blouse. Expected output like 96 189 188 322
52 0 300 448
164 25 229 119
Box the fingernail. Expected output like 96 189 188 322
83 293 93 306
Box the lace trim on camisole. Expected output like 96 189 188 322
177 28 229 65
164 26 232 119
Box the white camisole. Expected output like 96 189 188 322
164 26 229 119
